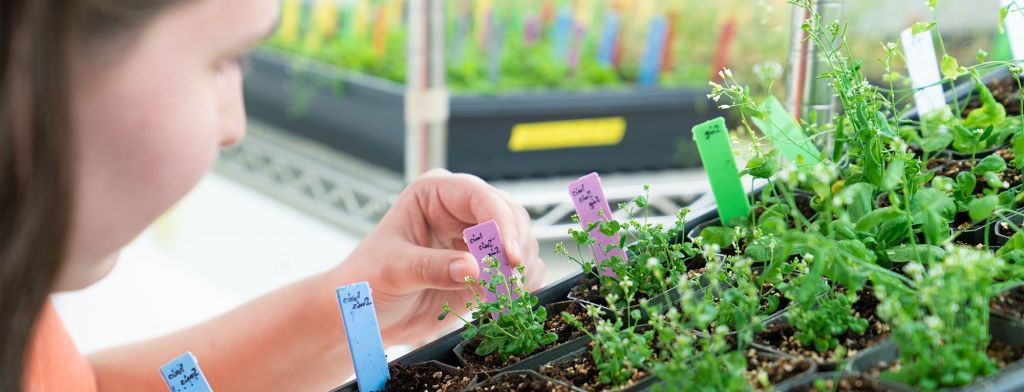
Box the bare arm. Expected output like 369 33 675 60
88 170 544 391
89 271 355 391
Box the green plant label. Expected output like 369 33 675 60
693 117 751 225
463 220 517 302
1004 0 1024 60
750 97 821 165
336 282 389 392
900 27 946 115
160 352 213 392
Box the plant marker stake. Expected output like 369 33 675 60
1003 0 1024 61
597 10 620 66
372 5 388 58
638 14 668 87
900 27 946 115
463 220 517 303
352 0 369 40
279 0 302 44
336 282 389 392
160 352 213 392
487 9 503 83
710 17 737 81
568 173 627 277
452 2 470 61
552 7 574 63
693 117 751 225
750 96 822 166
575 0 595 30
474 0 493 46
568 23 586 72
659 12 676 73
524 13 541 45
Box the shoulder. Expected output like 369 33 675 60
24 301 97 392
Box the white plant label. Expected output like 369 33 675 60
1004 0 1024 61
901 27 946 115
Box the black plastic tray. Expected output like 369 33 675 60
243 48 722 180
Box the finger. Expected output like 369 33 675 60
494 188 537 268
387 246 481 291
524 257 546 291
419 173 526 262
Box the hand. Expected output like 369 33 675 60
331 169 545 345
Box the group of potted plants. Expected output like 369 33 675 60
266 0 790 92
331 1 1024 391
242 0 793 179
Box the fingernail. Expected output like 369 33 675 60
449 260 467 283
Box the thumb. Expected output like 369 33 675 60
401 247 481 290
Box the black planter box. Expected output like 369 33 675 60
329 273 586 392
243 48 722 180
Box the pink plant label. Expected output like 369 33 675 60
463 220 517 303
569 172 627 277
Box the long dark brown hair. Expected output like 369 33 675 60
1 1 182 389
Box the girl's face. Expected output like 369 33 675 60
58 0 280 291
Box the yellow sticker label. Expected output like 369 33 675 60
508 117 627 152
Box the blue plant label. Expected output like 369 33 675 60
337 282 389 392
638 14 668 86
551 7 574 62
900 27 945 115
597 10 620 65
160 352 213 392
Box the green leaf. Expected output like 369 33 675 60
964 75 1007 129
968 195 999 222
880 157 906 191
842 183 878 222
700 225 737 249
475 337 502 356
922 209 948 244
998 231 1024 256
865 138 885 186
940 54 962 80
1014 133 1024 170
912 188 956 219
856 207 905 232
957 171 977 198
461 325 479 340
977 49 989 63
1000 6 1010 34
886 244 946 263
741 149 781 179
912 22 936 35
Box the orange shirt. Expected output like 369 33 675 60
24 301 97 392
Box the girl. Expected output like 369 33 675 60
1 0 545 390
